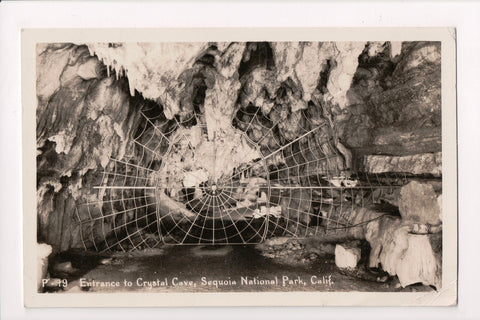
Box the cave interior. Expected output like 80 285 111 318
36 40 442 293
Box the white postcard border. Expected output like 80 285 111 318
22 27 457 307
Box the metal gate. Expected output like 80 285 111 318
76 104 405 252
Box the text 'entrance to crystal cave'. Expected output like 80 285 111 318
76 99 407 251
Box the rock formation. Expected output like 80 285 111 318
335 243 361 270
365 181 442 289
35 40 443 289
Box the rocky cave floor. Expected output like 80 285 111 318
44 240 435 293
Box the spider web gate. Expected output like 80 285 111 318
76 103 407 252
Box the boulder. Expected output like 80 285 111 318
335 243 361 270
399 181 441 225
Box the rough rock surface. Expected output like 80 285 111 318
37 243 53 290
399 181 442 224
204 43 246 140
36 44 142 251
340 41 441 156
364 152 442 176
35 40 443 256
335 243 361 270
271 42 365 108
366 218 441 289
366 214 442 289
257 237 335 266
87 42 209 118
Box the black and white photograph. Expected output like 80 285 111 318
21 28 457 307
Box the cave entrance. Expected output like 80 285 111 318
76 103 407 252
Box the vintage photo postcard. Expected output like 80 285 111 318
22 28 457 307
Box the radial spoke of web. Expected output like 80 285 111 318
100 215 158 253
220 191 266 240
216 192 247 243
181 193 209 213
240 108 262 135
78 202 152 224
109 209 157 233
112 188 126 252
216 194 230 243
197 194 214 244
217 190 254 216
140 111 172 145
181 194 212 244
267 218 297 237
262 125 325 160
254 122 282 149
110 158 156 173
159 214 190 244
219 125 325 185
212 195 216 244
215 190 238 209
214 192 239 214
130 216 159 251
133 139 164 160
282 138 330 163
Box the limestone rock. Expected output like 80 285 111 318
327 42 367 110
394 42 441 75
36 44 75 109
87 42 209 118
204 42 246 140
36 44 142 251
271 41 366 109
37 243 53 290
364 152 442 176
366 217 441 289
369 42 441 129
238 67 278 114
335 243 361 270
390 41 403 58
399 181 442 224
339 41 441 156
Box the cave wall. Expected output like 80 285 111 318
36 44 142 251
35 41 441 252
340 42 441 160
